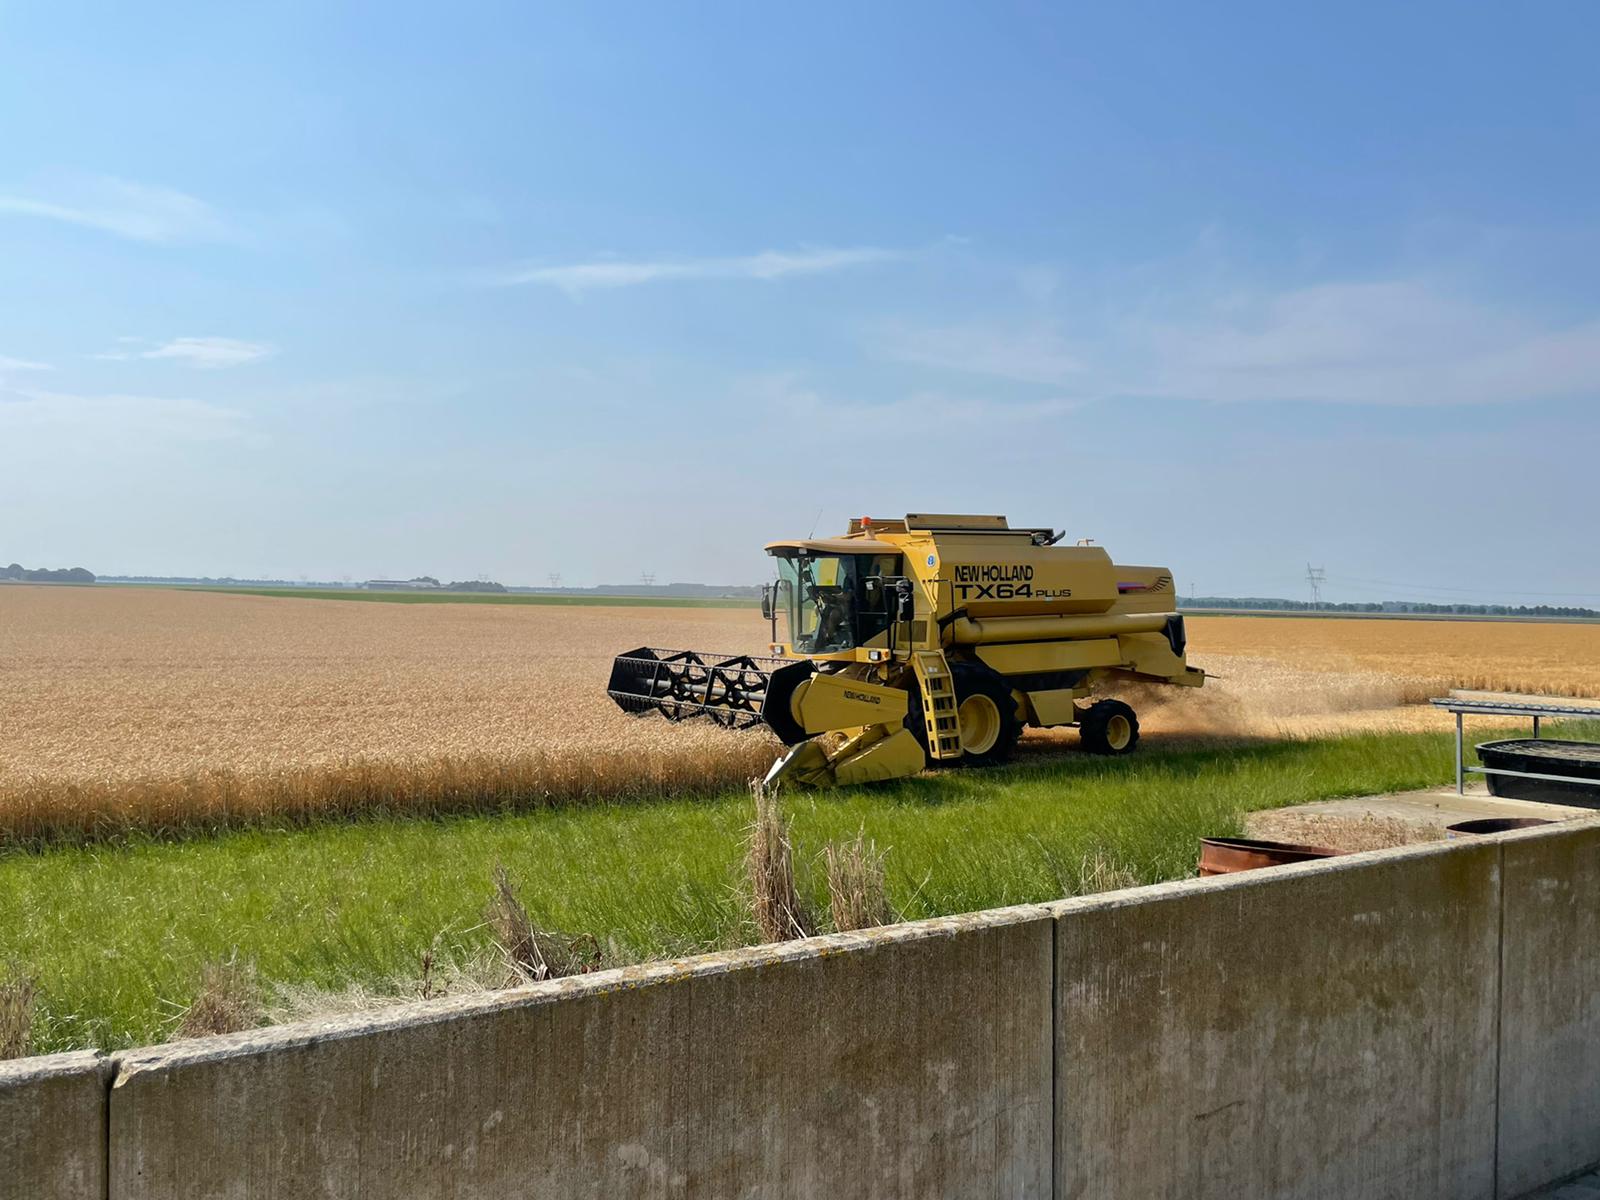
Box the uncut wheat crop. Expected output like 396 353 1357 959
0 586 778 844
3 586 1597 844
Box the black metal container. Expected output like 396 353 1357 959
1477 739 1600 806
1446 817 1554 836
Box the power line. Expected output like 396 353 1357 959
1331 574 1600 600
1305 564 1326 609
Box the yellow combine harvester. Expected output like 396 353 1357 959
608 513 1204 787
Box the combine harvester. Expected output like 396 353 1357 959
608 513 1204 787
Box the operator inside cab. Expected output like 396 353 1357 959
807 559 855 652
769 551 900 656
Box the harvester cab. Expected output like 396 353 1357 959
608 514 1204 788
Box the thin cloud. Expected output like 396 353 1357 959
141 337 274 369
880 274 1600 407
496 246 900 291
1135 280 1600 406
0 355 51 372
736 371 1080 436
0 384 248 443
881 322 1086 386
0 173 230 243
96 336 274 369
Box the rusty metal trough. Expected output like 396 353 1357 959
1198 836 1343 876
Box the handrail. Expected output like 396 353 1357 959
1431 691 1600 795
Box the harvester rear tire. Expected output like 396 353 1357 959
1079 699 1140 755
950 663 1024 767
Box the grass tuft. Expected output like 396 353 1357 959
745 783 814 942
175 958 260 1039
486 864 598 982
0 968 35 1060
823 830 892 931
1071 847 1140 896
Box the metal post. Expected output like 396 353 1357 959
1533 715 1542 739
1455 710 1465 795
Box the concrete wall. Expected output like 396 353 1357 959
1497 819 1600 1198
109 906 1053 1200
1051 840 1503 1200
8 819 1600 1198
0 1050 111 1200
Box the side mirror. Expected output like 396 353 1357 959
760 583 774 621
893 578 913 618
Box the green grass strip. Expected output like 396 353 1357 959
1 724 1590 1053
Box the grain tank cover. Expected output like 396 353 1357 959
923 533 1120 617
905 513 1010 532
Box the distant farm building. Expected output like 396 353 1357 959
363 577 443 591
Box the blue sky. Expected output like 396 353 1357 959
3 2 1598 601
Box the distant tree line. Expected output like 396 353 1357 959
375 577 512 592
101 575 331 587
2 562 95 584
583 582 763 598
1181 596 1599 619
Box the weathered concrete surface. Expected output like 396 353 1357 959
1051 839 1503 1200
0 1050 111 1200
111 906 1053 1199
1246 785 1589 852
1527 1167 1600 1199
1497 817 1600 1199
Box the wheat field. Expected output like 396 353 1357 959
2 585 1597 843
0 586 777 843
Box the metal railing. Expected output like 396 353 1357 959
1429 691 1600 795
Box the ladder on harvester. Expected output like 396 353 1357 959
912 651 963 761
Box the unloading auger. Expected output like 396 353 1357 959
607 513 1205 788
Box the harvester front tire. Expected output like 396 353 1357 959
1079 699 1139 755
950 664 1024 768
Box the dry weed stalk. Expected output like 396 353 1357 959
1075 848 1138 896
1246 810 1438 853
0 971 36 1060
486 865 597 982
175 958 260 1039
267 947 510 1025
823 830 892 931
745 782 814 942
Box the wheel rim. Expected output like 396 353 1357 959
1106 714 1132 751
958 695 1001 755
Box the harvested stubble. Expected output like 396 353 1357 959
1072 614 1600 742
2 586 1597 844
1189 614 1600 705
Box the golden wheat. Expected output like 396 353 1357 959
1 587 1595 843
1169 615 1600 739
0 586 776 843
1190 615 1600 699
